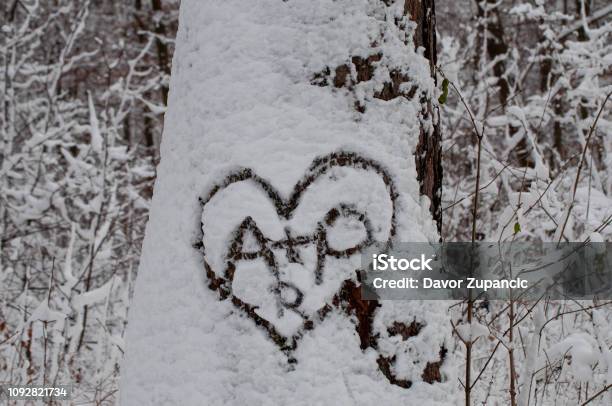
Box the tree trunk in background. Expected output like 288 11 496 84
574 0 591 136
474 1 534 171
151 0 170 105
475 0 509 106
133 0 156 152
407 0 443 233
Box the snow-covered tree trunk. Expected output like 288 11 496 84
121 1 452 404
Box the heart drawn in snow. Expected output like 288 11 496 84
196 151 398 353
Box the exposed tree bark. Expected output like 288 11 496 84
407 0 443 233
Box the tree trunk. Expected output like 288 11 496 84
122 2 449 403
407 0 443 233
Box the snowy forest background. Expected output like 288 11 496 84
1 0 611 405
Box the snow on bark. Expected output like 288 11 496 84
121 1 452 404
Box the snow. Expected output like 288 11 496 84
455 321 489 342
120 1 451 404
545 333 599 382
73 277 116 308
22 301 66 333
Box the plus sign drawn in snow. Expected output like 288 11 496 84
197 152 397 352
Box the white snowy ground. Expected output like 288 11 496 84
121 1 456 404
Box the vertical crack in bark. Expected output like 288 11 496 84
408 0 443 232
